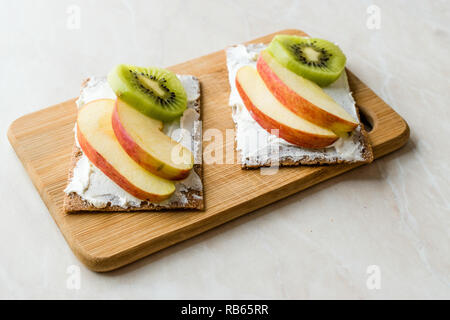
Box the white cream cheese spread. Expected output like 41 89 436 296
226 44 366 166
64 76 202 208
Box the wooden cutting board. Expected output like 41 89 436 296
7 29 409 272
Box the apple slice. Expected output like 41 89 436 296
257 50 358 135
236 66 338 149
77 99 175 202
112 99 193 180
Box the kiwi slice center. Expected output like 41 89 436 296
290 42 331 68
128 69 178 108
303 47 320 62
137 74 167 97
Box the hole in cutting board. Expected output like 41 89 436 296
358 106 373 132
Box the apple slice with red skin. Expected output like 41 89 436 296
235 66 338 149
257 50 358 135
77 99 175 202
112 99 193 180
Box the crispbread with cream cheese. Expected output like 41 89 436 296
63 77 203 213
227 44 373 168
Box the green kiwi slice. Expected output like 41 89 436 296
108 64 187 122
267 35 346 87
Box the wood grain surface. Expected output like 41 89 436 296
7 29 409 272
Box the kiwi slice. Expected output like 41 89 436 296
108 64 187 122
267 35 346 87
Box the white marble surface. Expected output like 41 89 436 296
1 0 449 299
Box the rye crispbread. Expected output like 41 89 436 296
226 44 373 169
63 147 203 212
63 77 203 213
241 107 373 169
